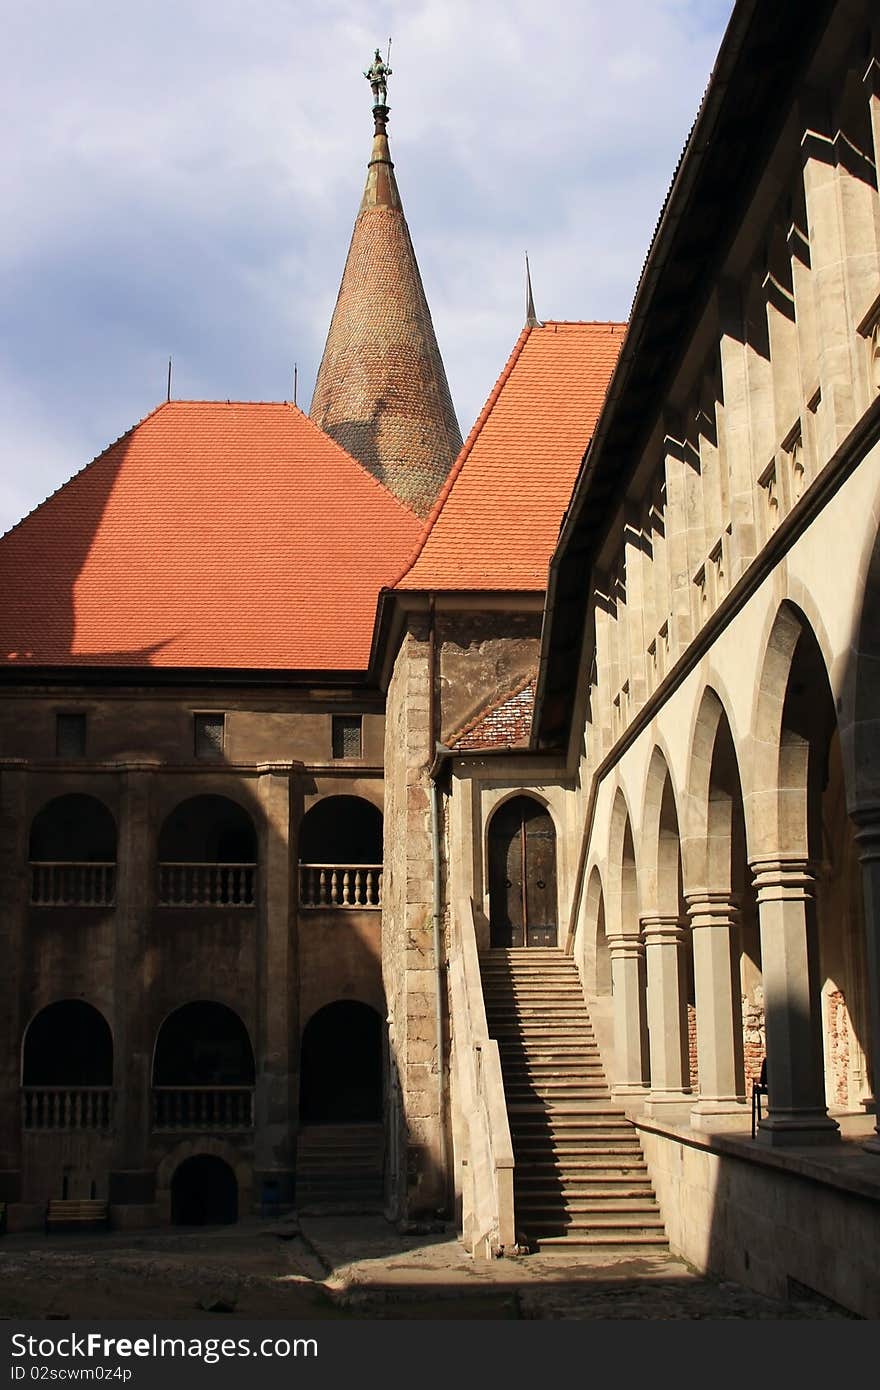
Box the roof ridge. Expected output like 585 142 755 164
0 399 170 543
391 326 533 588
292 401 422 522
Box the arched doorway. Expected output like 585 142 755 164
488 796 558 947
299 1001 383 1123
171 1155 238 1225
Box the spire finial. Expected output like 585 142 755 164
525 253 542 328
364 44 392 134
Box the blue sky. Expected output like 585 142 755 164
1 0 735 535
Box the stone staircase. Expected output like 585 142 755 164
294 1122 384 1213
480 947 668 1252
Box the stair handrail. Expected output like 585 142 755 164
448 895 515 1257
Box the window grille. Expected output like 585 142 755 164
332 715 362 759
194 713 225 760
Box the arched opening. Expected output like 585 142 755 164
153 1003 255 1085
153 1003 255 1131
157 796 257 906
299 1001 383 1123
487 795 558 947
298 796 383 908
583 866 611 997
22 1000 113 1130
29 795 117 906
23 1000 113 1085
171 1155 237 1226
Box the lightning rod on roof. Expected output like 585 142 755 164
166 356 172 402
293 363 298 406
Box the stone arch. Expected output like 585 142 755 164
848 513 880 809
156 1139 252 1225
487 793 558 948
604 786 649 1092
642 745 686 915
581 864 611 998
750 600 837 859
22 999 113 1086
299 1000 384 1123
170 1154 238 1226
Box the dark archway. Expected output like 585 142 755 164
23 1000 113 1085
153 1003 255 1086
29 794 116 861
488 796 558 947
299 1001 383 1123
158 795 256 863
171 1155 238 1225
298 796 383 864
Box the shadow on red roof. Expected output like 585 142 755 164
0 401 423 671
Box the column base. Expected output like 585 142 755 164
861 1133 880 1155
641 1091 693 1119
756 1112 840 1147
689 1099 749 1132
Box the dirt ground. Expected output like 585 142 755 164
0 1214 860 1321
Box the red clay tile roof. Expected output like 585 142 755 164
0 401 422 671
450 676 536 751
309 129 462 519
394 321 626 591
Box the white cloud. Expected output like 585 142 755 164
0 0 734 533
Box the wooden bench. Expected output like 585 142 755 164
45 1199 110 1233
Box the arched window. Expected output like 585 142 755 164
29 795 116 906
157 796 257 906
299 1001 383 1123
298 796 383 908
152 1002 255 1131
22 1000 113 1129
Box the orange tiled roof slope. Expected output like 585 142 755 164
0 401 423 671
395 321 626 591
450 676 535 751
310 127 463 519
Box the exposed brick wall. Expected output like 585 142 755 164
742 986 765 1086
825 989 850 1107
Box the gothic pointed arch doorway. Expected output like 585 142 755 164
488 795 558 947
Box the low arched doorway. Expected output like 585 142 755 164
488 795 558 947
171 1155 238 1225
299 1001 383 1123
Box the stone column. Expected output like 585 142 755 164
641 914 691 1114
605 931 649 1095
255 765 296 1210
685 891 746 1124
751 856 839 1145
0 766 29 1215
109 767 157 1225
853 812 880 1154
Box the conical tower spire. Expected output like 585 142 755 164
309 51 463 519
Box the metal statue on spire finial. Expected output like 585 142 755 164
365 46 392 108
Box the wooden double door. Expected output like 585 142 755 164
488 796 558 947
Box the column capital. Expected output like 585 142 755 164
852 805 880 861
750 856 817 903
639 913 686 947
684 890 739 930
605 931 645 961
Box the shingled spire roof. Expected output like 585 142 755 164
309 53 463 519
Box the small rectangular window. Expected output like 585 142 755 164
56 712 86 758
332 715 362 759
194 712 225 760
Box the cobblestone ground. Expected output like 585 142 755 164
0 1216 860 1320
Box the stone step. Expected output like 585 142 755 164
530 1232 669 1251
